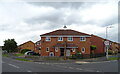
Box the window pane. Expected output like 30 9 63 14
55 47 58 52
46 47 49 52
81 47 85 53
46 37 51 41
68 37 73 41
80 37 86 41
58 37 63 41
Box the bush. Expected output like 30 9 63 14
20 49 31 54
71 54 77 59
90 45 97 50
108 50 113 55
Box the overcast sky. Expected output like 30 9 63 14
0 0 119 45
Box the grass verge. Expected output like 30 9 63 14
108 57 119 60
2 54 10 57
15 58 33 62
14 53 24 56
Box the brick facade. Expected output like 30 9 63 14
18 41 35 52
90 35 105 54
39 29 92 56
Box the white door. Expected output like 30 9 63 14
66 50 70 56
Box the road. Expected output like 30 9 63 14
2 57 118 72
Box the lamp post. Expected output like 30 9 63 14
105 26 112 59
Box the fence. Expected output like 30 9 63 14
25 53 106 60
70 53 106 59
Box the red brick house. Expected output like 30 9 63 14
35 40 41 55
39 29 92 56
18 41 35 52
90 35 105 54
35 29 120 57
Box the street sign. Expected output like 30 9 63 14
104 41 109 45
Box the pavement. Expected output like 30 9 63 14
5 53 119 64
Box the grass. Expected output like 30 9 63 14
15 58 32 62
108 57 119 60
14 53 24 56
2 54 10 57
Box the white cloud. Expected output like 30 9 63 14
0 1 118 46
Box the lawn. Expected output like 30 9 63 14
108 57 119 60
14 53 24 56
15 58 32 62
2 54 10 57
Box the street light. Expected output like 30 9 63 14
106 26 112 39
105 26 112 59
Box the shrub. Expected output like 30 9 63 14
90 45 97 50
20 49 31 54
108 50 113 55
71 54 77 59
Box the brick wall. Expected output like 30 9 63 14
40 37 91 56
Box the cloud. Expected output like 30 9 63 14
0 1 118 45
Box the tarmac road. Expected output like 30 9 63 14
2 57 118 72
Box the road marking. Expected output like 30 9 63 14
69 67 74 69
76 68 83 70
27 70 32 72
8 64 20 68
96 70 100 72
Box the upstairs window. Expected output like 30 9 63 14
46 37 51 41
68 37 73 41
80 37 86 41
58 37 63 41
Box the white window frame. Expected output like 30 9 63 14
37 42 40 45
39 47 41 50
46 47 49 52
55 47 58 52
58 37 63 41
46 37 51 41
81 47 85 53
68 37 73 41
72 48 76 52
80 37 86 41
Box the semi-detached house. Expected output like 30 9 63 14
39 29 105 56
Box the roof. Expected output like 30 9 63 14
35 40 41 44
53 43 78 48
40 29 90 36
19 41 34 46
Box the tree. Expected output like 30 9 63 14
3 39 18 53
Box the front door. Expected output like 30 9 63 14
60 48 64 56
66 49 70 56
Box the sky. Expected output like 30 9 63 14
0 0 119 46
